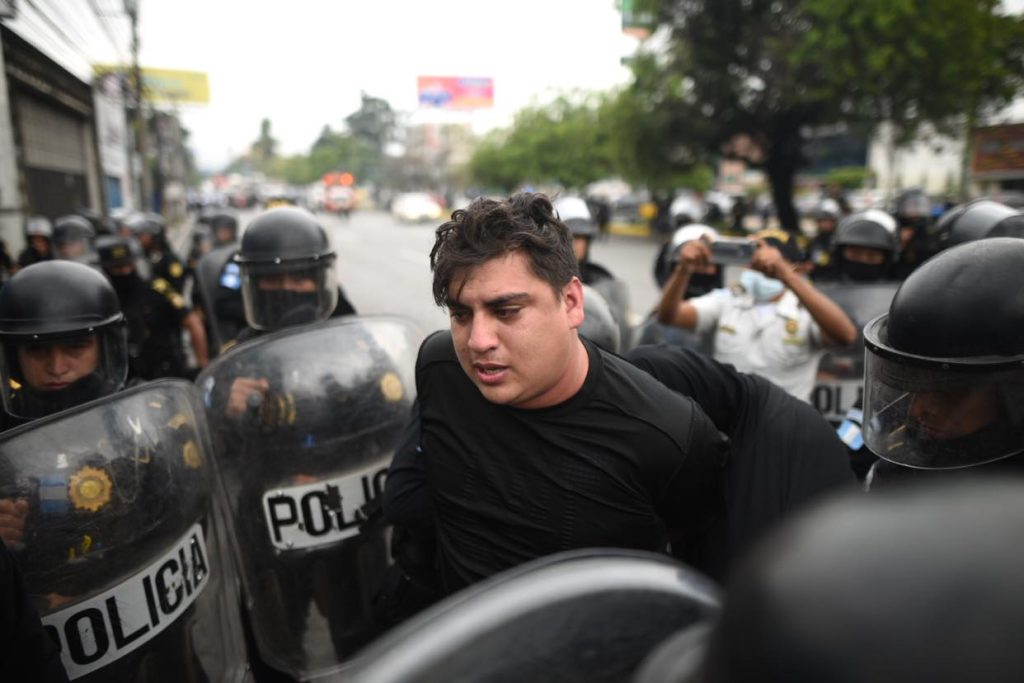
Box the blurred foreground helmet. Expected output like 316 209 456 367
554 196 598 239
862 238 1024 469
935 199 1024 248
0 261 127 419
235 207 338 331
833 209 899 281
696 480 1024 683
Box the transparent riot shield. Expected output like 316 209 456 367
811 282 900 423
0 379 249 682
194 244 244 356
197 316 420 680
344 549 720 682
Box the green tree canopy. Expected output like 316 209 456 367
635 0 1024 230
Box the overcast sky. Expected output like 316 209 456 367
136 1 639 171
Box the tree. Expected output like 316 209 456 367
467 94 617 191
251 118 278 168
636 0 1024 230
344 93 397 184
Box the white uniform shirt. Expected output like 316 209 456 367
691 288 824 401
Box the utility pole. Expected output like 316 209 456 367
125 0 151 211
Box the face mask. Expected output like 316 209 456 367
257 290 324 330
843 261 887 282
740 270 785 303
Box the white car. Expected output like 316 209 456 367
392 193 444 223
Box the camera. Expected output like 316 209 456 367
709 237 757 265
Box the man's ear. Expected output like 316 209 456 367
563 277 585 329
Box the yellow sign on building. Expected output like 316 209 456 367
93 65 210 104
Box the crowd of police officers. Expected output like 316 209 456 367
0 189 1022 681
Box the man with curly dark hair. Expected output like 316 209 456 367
384 193 729 597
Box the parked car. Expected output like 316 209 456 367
392 192 444 223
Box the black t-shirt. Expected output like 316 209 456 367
627 345 855 577
385 331 729 594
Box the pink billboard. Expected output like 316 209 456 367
417 76 494 110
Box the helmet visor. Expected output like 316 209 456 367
0 326 128 420
240 257 338 331
863 340 1024 470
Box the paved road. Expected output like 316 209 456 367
187 209 668 346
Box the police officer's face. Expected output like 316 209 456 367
448 251 585 409
257 274 317 293
842 246 886 265
30 235 49 255
18 336 100 391
908 386 998 440
573 236 589 263
57 240 87 260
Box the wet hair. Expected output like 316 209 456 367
430 193 579 307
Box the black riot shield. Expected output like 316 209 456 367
344 549 720 682
197 315 420 679
194 244 244 356
0 380 249 682
589 274 634 352
811 282 900 424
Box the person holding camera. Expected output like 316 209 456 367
655 229 856 402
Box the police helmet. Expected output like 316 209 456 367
697 480 1024 683
234 207 338 330
816 198 841 222
75 207 115 236
831 209 899 281
862 238 1024 469
654 224 721 290
891 188 931 228
122 212 165 236
207 212 239 246
52 215 97 262
25 216 52 239
554 196 599 239
95 235 137 270
580 285 621 353
935 199 1024 248
0 261 128 419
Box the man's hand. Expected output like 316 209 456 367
750 240 792 281
678 239 713 274
226 377 270 418
0 498 28 545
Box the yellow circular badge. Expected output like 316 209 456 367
785 319 799 336
170 261 183 278
379 372 404 402
69 466 112 512
183 440 202 469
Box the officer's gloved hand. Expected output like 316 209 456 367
226 377 269 419
0 497 28 546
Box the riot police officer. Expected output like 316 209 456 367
17 216 54 269
827 209 900 282
890 188 936 279
0 260 128 432
934 198 1024 248
51 215 96 264
208 212 239 247
554 195 614 287
805 198 842 279
96 235 208 380
231 206 355 344
861 237 1024 487
123 212 187 291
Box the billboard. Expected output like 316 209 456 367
93 65 210 104
973 123 1024 178
417 76 493 110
